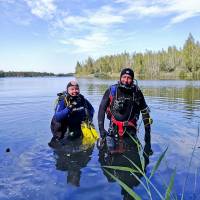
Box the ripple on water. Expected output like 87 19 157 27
1 78 200 199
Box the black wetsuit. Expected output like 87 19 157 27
98 84 151 141
51 93 94 140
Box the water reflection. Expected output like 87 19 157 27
52 138 94 187
142 86 200 121
98 137 150 200
1 78 200 200
143 86 200 106
80 79 200 122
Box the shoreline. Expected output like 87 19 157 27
75 72 200 80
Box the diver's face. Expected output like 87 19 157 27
120 74 133 86
68 86 80 96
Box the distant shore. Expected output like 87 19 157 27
1 70 200 80
0 71 74 78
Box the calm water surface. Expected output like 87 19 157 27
0 77 200 200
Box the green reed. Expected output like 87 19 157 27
102 125 200 200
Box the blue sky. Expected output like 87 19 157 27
1 0 200 74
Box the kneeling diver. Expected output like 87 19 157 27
49 81 94 147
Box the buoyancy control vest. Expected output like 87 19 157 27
106 84 141 137
55 92 89 121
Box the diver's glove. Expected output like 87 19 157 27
68 101 77 112
97 129 107 149
99 128 108 138
144 143 153 156
97 137 106 150
144 126 153 156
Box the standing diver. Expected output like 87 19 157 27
49 81 94 147
97 68 153 155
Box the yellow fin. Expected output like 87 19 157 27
81 121 98 145
90 126 99 140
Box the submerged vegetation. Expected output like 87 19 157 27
75 34 200 80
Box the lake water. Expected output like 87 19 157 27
0 77 200 200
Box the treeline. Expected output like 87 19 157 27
75 33 200 80
0 71 74 77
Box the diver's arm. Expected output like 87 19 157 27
98 89 110 138
54 99 71 122
137 89 151 126
138 89 153 154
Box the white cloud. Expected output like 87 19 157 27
57 5 124 29
3 0 200 57
114 0 200 25
167 1 200 25
63 16 86 25
53 5 125 54
22 0 200 27
88 6 124 26
24 0 57 19
170 12 197 24
61 32 109 54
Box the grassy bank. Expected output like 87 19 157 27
76 71 200 80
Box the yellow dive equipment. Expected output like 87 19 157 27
81 121 99 145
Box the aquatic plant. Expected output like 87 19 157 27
102 125 200 200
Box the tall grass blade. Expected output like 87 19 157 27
122 155 145 176
103 165 151 196
127 132 145 171
127 132 141 148
150 147 168 179
181 124 199 200
156 171 177 200
102 165 138 173
123 155 164 199
165 168 176 200
103 168 142 200
193 168 198 200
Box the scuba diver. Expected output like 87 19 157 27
97 68 153 155
53 138 94 187
98 136 150 200
49 80 94 147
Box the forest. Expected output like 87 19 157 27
75 34 200 80
0 71 74 78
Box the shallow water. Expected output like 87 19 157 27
0 77 200 200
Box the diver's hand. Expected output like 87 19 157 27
97 137 106 150
144 143 153 156
99 129 108 138
97 129 108 149
68 101 77 111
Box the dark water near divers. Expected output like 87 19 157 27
0 77 200 200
